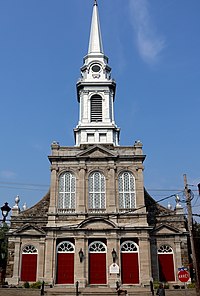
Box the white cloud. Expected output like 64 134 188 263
129 0 165 64
0 170 16 179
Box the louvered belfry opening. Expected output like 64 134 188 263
91 95 102 122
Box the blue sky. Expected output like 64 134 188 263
0 0 199 218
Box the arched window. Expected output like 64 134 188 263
118 171 136 209
22 245 38 254
91 95 102 122
58 172 76 211
120 241 138 253
89 241 107 253
158 245 173 254
57 241 75 253
88 171 105 211
158 245 175 282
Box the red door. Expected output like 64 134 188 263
158 254 175 281
121 253 139 284
57 253 74 284
21 254 37 282
89 253 106 284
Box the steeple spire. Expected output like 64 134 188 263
88 0 103 54
74 1 120 147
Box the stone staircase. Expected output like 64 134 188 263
45 286 152 296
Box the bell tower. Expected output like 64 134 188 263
74 0 120 146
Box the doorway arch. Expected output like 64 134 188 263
56 241 75 284
121 241 139 284
88 241 107 284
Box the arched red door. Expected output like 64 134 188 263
121 241 139 284
158 245 175 281
89 241 107 284
21 245 38 282
56 241 75 284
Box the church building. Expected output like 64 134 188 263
6 1 189 292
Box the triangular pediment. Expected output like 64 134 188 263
77 145 117 159
152 224 181 235
12 224 46 237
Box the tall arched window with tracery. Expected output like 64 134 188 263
118 171 136 209
88 171 105 212
58 172 76 212
158 244 175 282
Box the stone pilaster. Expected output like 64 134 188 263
107 237 120 288
139 236 151 286
44 233 55 284
77 165 86 213
174 239 182 281
6 238 21 285
74 237 87 287
107 165 116 212
38 239 45 281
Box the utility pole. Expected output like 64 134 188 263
184 174 200 295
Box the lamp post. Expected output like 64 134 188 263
0 202 10 284
1 202 11 223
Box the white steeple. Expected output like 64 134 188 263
74 1 120 146
88 0 103 54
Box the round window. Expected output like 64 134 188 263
92 65 101 72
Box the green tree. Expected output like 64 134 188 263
0 222 9 284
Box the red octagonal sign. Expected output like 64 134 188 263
178 270 190 282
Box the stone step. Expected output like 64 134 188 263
46 286 152 296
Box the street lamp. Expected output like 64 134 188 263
1 202 11 223
78 248 84 263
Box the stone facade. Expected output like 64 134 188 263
6 143 189 288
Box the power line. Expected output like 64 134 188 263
0 185 48 191
0 181 49 187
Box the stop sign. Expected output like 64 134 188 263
178 270 190 282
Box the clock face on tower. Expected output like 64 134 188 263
91 64 101 72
